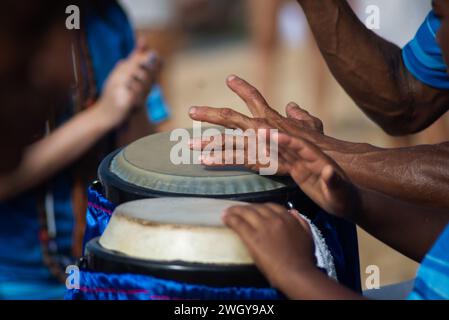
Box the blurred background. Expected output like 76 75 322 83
119 0 444 289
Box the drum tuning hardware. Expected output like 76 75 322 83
77 256 88 269
91 180 104 192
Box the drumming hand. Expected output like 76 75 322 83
276 133 360 219
189 75 323 134
97 38 161 128
222 203 316 290
188 75 324 172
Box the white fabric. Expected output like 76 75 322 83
298 213 338 281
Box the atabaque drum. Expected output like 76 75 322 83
85 197 269 288
72 198 288 300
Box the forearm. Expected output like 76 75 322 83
314 134 449 209
278 267 363 300
355 187 449 262
0 103 115 200
298 0 448 134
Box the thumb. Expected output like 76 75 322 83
321 165 342 190
285 102 309 120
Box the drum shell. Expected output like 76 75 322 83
84 237 271 288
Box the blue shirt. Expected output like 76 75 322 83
402 11 449 89
408 224 449 300
0 0 169 299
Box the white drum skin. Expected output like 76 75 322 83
99 198 254 265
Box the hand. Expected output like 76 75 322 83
222 203 316 290
189 74 324 135
97 39 161 128
188 75 325 171
276 133 361 219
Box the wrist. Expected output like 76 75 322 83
274 265 323 299
94 98 122 130
270 262 317 291
91 100 120 132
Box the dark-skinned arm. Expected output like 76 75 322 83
309 132 449 209
297 0 449 135
274 133 449 263
355 186 449 263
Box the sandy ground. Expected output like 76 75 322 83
162 42 420 289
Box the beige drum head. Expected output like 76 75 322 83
109 129 289 195
99 197 254 265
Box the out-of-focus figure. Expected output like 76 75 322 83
0 1 72 173
0 0 170 300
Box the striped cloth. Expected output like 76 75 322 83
408 224 449 300
402 10 449 89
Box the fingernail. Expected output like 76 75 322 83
143 54 159 70
227 74 237 82
189 107 197 115
147 52 157 64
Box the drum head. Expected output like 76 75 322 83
88 198 270 287
99 130 299 204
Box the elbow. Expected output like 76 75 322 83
380 120 419 136
370 108 422 136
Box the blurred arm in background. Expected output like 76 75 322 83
297 0 449 136
246 0 281 100
0 46 161 201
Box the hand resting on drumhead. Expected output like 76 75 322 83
222 203 362 300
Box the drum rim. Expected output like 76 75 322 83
99 149 299 201
85 237 271 288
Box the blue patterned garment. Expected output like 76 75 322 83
402 11 449 89
408 224 449 300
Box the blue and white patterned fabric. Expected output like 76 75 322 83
402 10 449 89
408 224 449 300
